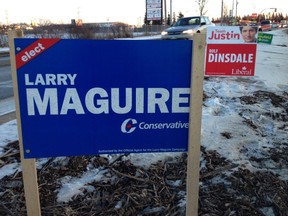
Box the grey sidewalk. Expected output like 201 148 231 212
0 50 10 66
0 97 15 116
0 97 15 124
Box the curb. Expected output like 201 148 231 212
0 111 16 125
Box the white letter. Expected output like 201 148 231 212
85 87 109 114
45 74 56 85
34 74 46 85
148 88 169 113
57 74 68 85
229 53 236 63
172 88 190 113
37 43 45 50
218 53 225 62
111 88 132 114
236 53 243 63
248 54 253 63
67 74 77 85
24 74 34 85
60 88 84 114
136 88 144 113
26 88 58 115
208 53 215 62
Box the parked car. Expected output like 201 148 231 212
280 20 288 28
271 22 280 29
259 20 272 32
161 16 215 40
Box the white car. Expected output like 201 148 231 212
161 16 215 40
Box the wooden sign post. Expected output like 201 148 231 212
8 30 41 216
186 32 206 216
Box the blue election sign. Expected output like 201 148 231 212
14 39 193 158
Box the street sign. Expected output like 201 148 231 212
257 32 273 44
146 0 162 21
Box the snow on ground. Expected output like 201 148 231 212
0 29 287 203
0 47 9 53
0 119 18 153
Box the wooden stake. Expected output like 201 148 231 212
186 33 206 216
8 30 41 216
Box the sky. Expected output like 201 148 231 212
1 0 287 26
0 28 287 208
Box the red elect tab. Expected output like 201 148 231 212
205 43 257 76
16 38 60 69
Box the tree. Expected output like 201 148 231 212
178 12 184 19
173 12 176 24
167 13 171 25
196 0 209 16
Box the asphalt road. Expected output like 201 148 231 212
0 54 15 122
0 57 13 100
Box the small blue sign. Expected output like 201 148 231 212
14 39 192 158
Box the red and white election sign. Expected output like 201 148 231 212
205 43 256 76
205 26 257 76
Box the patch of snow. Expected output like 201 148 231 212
56 168 108 203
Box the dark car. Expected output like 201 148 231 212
161 16 215 40
259 20 272 32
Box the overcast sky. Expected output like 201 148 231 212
1 0 287 25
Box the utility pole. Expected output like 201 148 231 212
220 0 223 25
164 0 167 25
232 0 234 17
170 0 172 25
5 10 9 25
235 0 239 18
107 17 110 36
77 7 80 20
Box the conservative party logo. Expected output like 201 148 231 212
121 118 189 134
121 118 138 133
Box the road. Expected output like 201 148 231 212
0 53 13 100
0 64 13 100
0 54 15 120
